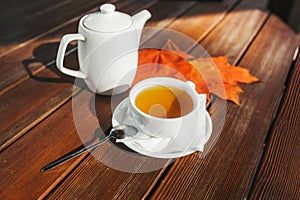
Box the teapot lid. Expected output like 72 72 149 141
83 4 132 32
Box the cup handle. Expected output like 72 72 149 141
186 81 196 90
204 111 213 144
56 33 86 78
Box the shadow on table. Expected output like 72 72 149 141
22 42 85 88
92 91 137 153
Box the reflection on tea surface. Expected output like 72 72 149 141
135 86 193 118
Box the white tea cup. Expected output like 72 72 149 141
124 77 206 138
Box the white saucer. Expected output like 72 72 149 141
112 98 212 158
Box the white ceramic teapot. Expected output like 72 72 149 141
56 4 151 94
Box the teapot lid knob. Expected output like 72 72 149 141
83 3 132 32
100 4 116 14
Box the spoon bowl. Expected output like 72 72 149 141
110 124 138 139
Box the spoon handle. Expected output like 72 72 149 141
41 136 110 172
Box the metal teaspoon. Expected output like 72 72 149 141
41 124 138 172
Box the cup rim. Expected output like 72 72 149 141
129 77 200 121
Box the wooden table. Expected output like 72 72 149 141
0 0 299 199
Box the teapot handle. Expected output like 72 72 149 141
56 34 86 79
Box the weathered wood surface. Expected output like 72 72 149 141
0 94 85 199
200 0 269 64
0 0 202 199
150 10 299 200
0 0 154 95
0 0 112 57
45 1 240 199
249 51 300 199
0 0 158 152
0 0 299 199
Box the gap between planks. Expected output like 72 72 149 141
141 0 247 198
0 0 159 152
0 0 151 96
246 39 300 199
40 1 239 199
148 0 279 199
1 0 211 152
33 1 201 199
0 0 117 58
40 0 241 198
0 0 247 198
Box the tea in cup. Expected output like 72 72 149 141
135 85 194 118
124 77 205 138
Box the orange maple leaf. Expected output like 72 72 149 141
190 57 259 105
135 41 259 105
134 49 209 96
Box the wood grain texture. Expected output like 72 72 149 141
141 0 237 51
0 95 85 199
0 1 195 199
150 10 299 200
248 52 300 199
200 0 269 64
0 74 169 200
165 1 236 42
0 0 156 152
0 0 230 97
0 0 150 96
0 54 78 152
0 0 298 199
0 0 109 56
45 1 239 199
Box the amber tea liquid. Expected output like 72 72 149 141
135 85 194 118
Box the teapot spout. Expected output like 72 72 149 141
132 10 151 30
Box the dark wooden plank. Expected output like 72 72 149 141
0 0 149 95
3 0 274 198
0 90 87 199
0 0 200 96
142 0 237 50
150 12 299 199
44 91 173 199
0 1 197 199
249 52 300 199
0 0 233 96
44 1 242 199
163 1 237 42
0 55 77 152
0 66 169 200
0 0 156 152
0 0 111 57
199 0 269 64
